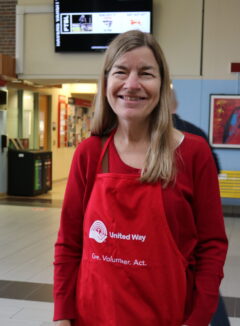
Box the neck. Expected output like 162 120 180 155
113 120 150 170
115 120 150 144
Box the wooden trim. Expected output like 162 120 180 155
0 54 16 78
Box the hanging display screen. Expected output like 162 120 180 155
54 0 152 52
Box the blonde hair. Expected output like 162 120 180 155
91 30 175 185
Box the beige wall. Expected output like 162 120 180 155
18 0 51 4
17 0 203 81
203 0 240 78
21 13 104 80
154 0 202 77
17 0 240 80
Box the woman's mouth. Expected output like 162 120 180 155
118 95 146 101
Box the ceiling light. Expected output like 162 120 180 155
70 83 97 94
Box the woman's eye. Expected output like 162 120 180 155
141 71 154 77
116 71 126 75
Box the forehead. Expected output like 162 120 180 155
112 46 159 69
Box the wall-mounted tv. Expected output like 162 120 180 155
54 0 152 52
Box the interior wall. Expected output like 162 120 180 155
21 13 104 80
172 79 240 172
203 0 240 78
172 0 240 173
154 0 202 76
16 0 240 81
16 0 202 80
18 0 50 4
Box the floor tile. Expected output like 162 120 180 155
0 305 23 319
0 281 53 302
11 305 53 322
0 281 42 300
25 284 53 302
221 255 240 297
0 319 42 326
229 317 240 326
0 299 54 325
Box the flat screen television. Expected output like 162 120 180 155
54 0 152 52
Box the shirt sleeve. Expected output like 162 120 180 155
53 137 101 321
183 139 228 326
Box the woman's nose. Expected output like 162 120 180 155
124 72 140 89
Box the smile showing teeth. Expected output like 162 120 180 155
119 95 146 101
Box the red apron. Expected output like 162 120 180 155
76 133 187 326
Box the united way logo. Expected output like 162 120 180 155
89 220 107 243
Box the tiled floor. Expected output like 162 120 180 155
0 180 239 325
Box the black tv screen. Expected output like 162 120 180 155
54 0 153 52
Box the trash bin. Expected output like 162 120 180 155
8 149 52 196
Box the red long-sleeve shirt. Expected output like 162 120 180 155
53 132 228 326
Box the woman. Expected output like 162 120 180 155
53 30 228 326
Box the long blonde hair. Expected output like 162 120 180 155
91 30 175 185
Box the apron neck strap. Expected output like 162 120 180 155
97 129 116 173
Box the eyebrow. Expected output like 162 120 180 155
141 65 156 70
112 64 157 71
112 64 127 70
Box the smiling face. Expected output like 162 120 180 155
106 46 161 125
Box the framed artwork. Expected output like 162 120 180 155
209 95 240 148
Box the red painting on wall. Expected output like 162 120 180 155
209 95 240 148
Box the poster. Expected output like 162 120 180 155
209 95 240 148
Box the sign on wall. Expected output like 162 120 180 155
58 95 92 148
209 94 240 148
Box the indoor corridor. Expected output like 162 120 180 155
0 180 239 325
